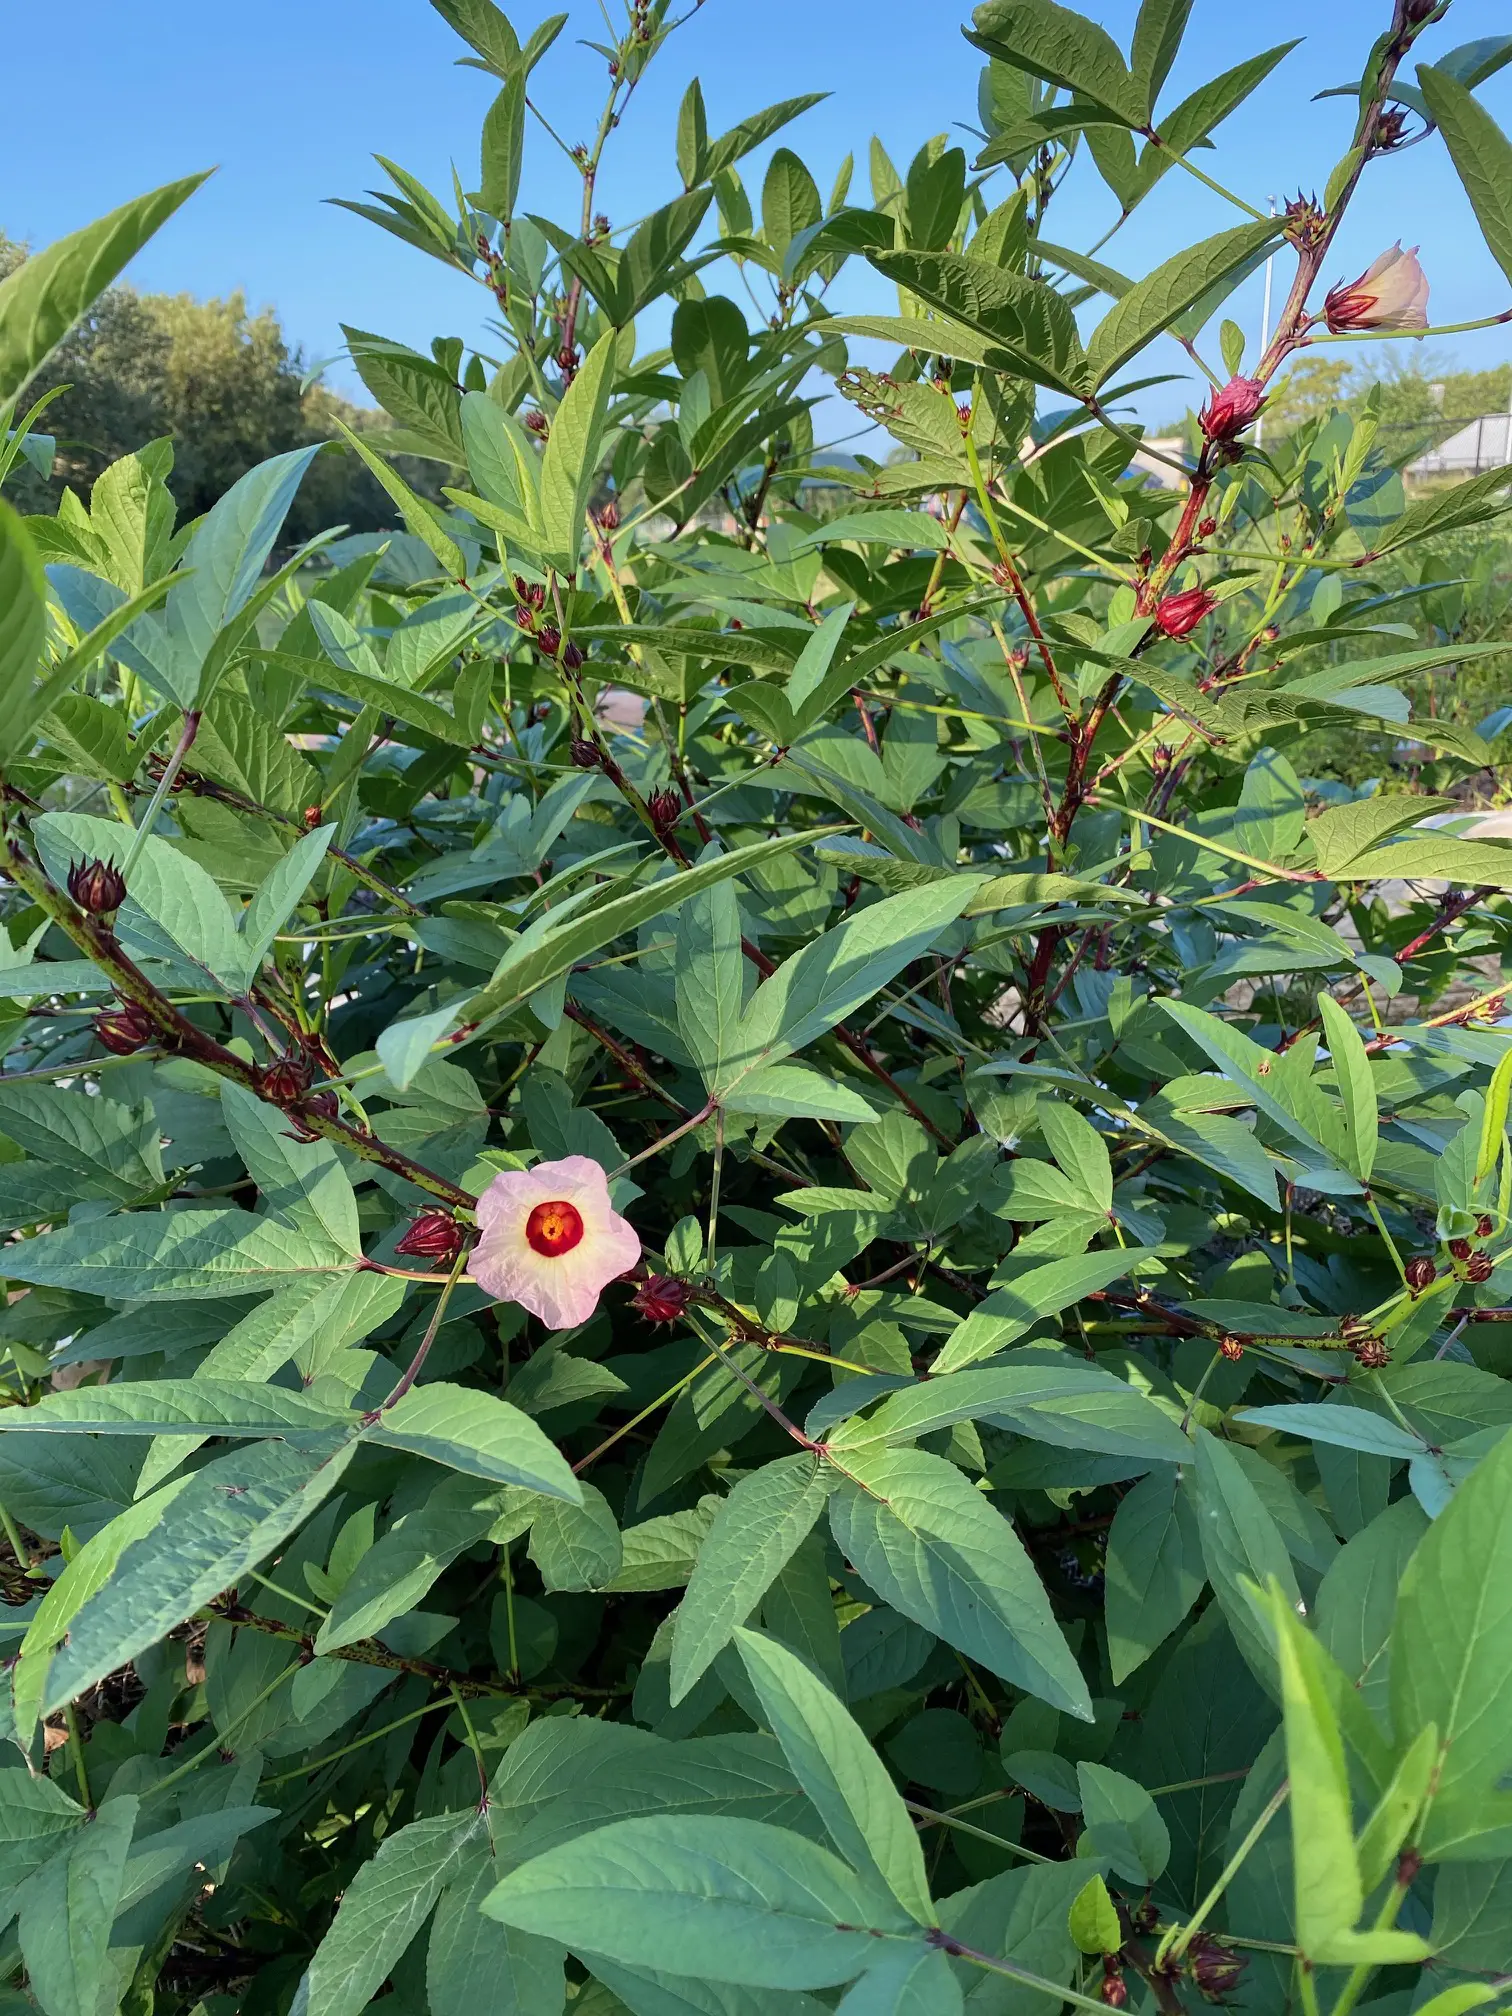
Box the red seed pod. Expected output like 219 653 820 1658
1198 375 1265 444
1099 1958 1129 2009
1448 1237 1472 1263
569 737 603 770
1404 1255 1436 1292
68 857 127 915
1152 587 1217 639
1476 1213 1494 1239
258 1056 313 1104
395 1210 466 1263
536 624 562 658
1466 1250 1494 1284
1353 1335 1391 1370
632 1275 693 1324
94 1003 156 1055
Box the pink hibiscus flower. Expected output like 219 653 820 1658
467 1154 640 1331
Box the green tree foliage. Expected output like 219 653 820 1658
1 3 1512 2015
0 239 434 539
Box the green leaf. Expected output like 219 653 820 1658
481 1815 917 1990
428 1848 564 2016
705 95 828 180
38 1440 356 1715
1316 993 1378 1182
721 879 984 1095
1188 1429 1300 1692
16 1795 138 2016
1479 1043 1512 1185
0 175 209 402
366 1385 583 1502
967 0 1143 123
1068 1873 1121 1955
463 830 826 1037
675 871 745 1088
0 1379 351 1443
0 501 46 734
242 823 336 971
221 1080 361 1255
1417 64 1512 289
831 1363 1190 1465
1365 463 1512 558
1267 1585 1366 1961
670 1453 833 1703
0 1207 356 1299
538 330 617 572
529 1481 623 1591
1391 1423 1512 1858
1085 220 1280 388
733 1627 936 1927
1076 1762 1170 1884
1131 0 1193 112
0 1080 163 1201
1105 1468 1207 1683
330 418 465 578
828 1445 1092 1719
306 1810 484 2016
932 1247 1163 1373
317 1476 506 1652
479 76 527 221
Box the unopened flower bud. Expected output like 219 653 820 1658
515 603 537 632
68 857 126 916
632 1275 693 1324
1467 1250 1494 1284
1353 1334 1390 1370
1404 1255 1436 1292
1197 516 1218 539
1219 1334 1245 1362
1374 106 1410 152
524 409 548 437
595 499 619 531
647 788 682 834
1476 1213 1494 1239
1153 587 1217 639
94 1003 155 1055
395 1210 466 1263
536 624 562 658
1324 243 1429 334
1099 1958 1128 2009
561 640 584 671
258 1056 312 1104
1449 1237 1472 1263
1199 375 1265 444
305 1089 339 1123
569 737 602 770
1151 743 1173 776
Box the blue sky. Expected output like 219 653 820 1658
5 0 1511 429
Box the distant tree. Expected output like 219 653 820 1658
0 235 445 540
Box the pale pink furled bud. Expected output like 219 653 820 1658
1199 376 1266 443
1324 243 1429 334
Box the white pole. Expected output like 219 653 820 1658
1255 197 1277 446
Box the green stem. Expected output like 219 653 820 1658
1307 307 1512 345
904 1797 1053 1865
64 1704 91 1808
1157 1779 1290 1969
121 710 200 882
261 1696 452 1788
0 1496 32 1570
145 1661 302 1803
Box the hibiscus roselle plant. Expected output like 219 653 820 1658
4 0 1512 2009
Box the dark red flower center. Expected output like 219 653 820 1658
526 1199 584 1257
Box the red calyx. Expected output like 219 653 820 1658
1153 588 1217 639
396 1210 466 1263
1198 375 1265 444
1448 1237 1472 1263
1404 1255 1436 1292
258 1056 313 1104
647 788 682 834
536 624 562 658
68 857 127 916
94 1003 156 1055
569 737 603 770
632 1275 692 1324
1466 1250 1494 1284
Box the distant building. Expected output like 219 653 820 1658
1405 412 1512 478
1130 435 1188 488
